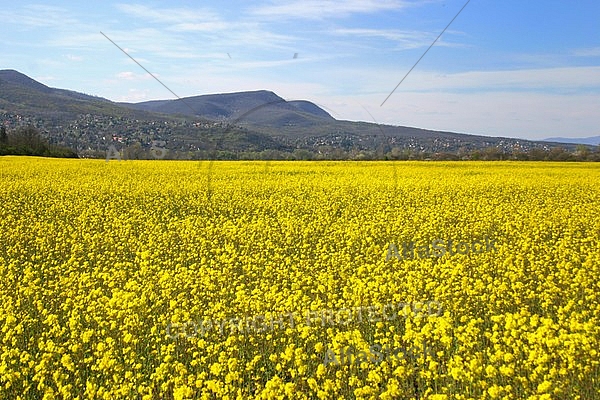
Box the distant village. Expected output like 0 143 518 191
2 112 599 161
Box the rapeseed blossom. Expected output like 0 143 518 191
0 157 598 399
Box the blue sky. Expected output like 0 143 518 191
1 0 599 140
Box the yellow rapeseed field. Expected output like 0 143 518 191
0 157 599 399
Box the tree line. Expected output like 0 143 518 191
1 124 598 161
0 125 78 158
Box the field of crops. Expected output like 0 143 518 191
0 157 599 399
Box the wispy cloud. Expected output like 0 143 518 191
403 66 600 92
169 22 231 33
115 88 152 102
250 0 413 20
90 29 203 61
65 54 84 62
114 4 300 52
115 71 155 81
332 28 464 50
370 90 600 139
230 57 309 69
572 47 600 57
318 64 600 99
115 3 221 25
5 4 80 28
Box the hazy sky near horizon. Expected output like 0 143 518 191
1 0 599 140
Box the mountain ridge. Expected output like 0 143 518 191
542 136 600 146
121 89 335 124
0 69 591 159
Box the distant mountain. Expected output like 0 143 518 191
0 69 588 159
0 69 54 94
122 90 335 128
542 136 600 146
0 69 283 156
0 69 173 121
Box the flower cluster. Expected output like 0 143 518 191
0 157 598 399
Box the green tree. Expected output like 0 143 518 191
0 125 78 158
548 147 572 161
528 148 547 161
292 149 314 160
575 144 590 160
0 126 7 144
123 142 145 160
482 147 504 160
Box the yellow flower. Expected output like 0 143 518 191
2 158 598 399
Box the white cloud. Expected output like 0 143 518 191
399 66 600 92
572 47 600 57
66 54 84 62
4 5 80 28
169 22 231 33
116 88 152 102
111 5 301 53
116 71 137 80
309 92 596 140
250 0 413 20
46 32 105 49
115 3 221 25
332 28 464 50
